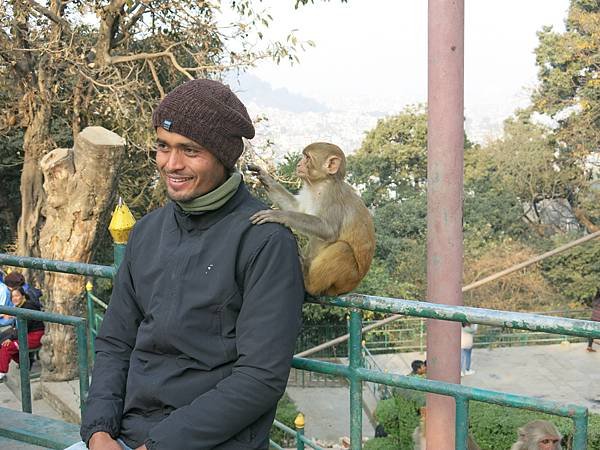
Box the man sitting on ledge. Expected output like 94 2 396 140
66 79 305 450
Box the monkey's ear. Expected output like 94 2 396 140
324 155 342 175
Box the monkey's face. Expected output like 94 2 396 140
296 151 327 182
155 128 227 202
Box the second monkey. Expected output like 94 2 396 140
248 142 375 296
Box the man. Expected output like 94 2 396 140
75 79 305 450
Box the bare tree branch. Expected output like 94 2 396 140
113 2 148 48
109 51 193 79
147 59 165 99
25 0 72 35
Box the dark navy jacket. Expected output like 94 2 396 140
80 184 304 450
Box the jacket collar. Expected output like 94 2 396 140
170 183 250 232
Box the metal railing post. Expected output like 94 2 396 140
348 308 362 450
85 281 95 358
76 321 89 413
573 411 589 450
295 413 305 450
16 317 32 413
455 396 469 450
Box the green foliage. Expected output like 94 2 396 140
372 395 421 449
347 106 428 207
531 1 600 228
469 401 600 450
369 395 600 450
541 237 600 303
270 393 300 447
363 436 400 450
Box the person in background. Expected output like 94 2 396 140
4 271 42 307
0 274 14 329
408 360 427 377
0 286 45 381
587 290 600 352
461 322 478 376
510 420 562 450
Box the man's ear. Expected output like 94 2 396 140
323 155 341 175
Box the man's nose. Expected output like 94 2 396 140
165 149 185 170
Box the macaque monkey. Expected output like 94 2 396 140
248 142 375 296
510 420 562 450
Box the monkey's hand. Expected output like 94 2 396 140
246 163 275 190
250 209 290 227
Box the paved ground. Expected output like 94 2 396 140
1 341 599 447
370 341 600 413
286 386 374 443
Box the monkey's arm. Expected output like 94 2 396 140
246 164 300 211
250 210 337 242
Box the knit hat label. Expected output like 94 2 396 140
162 119 173 131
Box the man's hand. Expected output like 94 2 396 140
1 339 11 347
89 432 122 450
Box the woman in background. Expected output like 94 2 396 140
0 286 44 381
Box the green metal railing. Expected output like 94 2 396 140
2 253 600 449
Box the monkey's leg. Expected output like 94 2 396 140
304 241 361 296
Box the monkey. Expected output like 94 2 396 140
247 142 375 296
510 420 562 450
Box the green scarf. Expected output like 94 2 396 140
176 172 241 212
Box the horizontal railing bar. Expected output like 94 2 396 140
293 357 587 419
88 293 108 310
312 294 600 339
268 440 285 450
292 357 350 378
0 305 85 326
0 254 114 279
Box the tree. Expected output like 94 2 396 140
0 0 304 378
0 0 302 266
348 105 428 208
532 0 600 232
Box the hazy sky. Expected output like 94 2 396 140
246 0 570 119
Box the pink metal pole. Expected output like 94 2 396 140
426 0 464 449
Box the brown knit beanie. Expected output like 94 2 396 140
152 79 255 169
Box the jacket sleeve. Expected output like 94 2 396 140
80 229 144 444
0 287 14 327
146 228 304 450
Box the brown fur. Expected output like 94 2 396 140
248 142 375 296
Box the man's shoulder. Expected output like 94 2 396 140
233 192 294 240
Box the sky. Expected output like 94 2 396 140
243 0 570 124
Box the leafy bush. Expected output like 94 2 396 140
365 394 600 450
371 395 421 449
270 393 300 447
363 435 401 450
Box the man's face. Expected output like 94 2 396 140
155 127 227 202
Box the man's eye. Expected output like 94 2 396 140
155 142 169 152
183 148 201 157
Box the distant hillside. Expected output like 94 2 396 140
226 73 330 113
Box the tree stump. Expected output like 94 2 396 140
39 126 125 381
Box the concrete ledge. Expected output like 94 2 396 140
39 379 81 424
